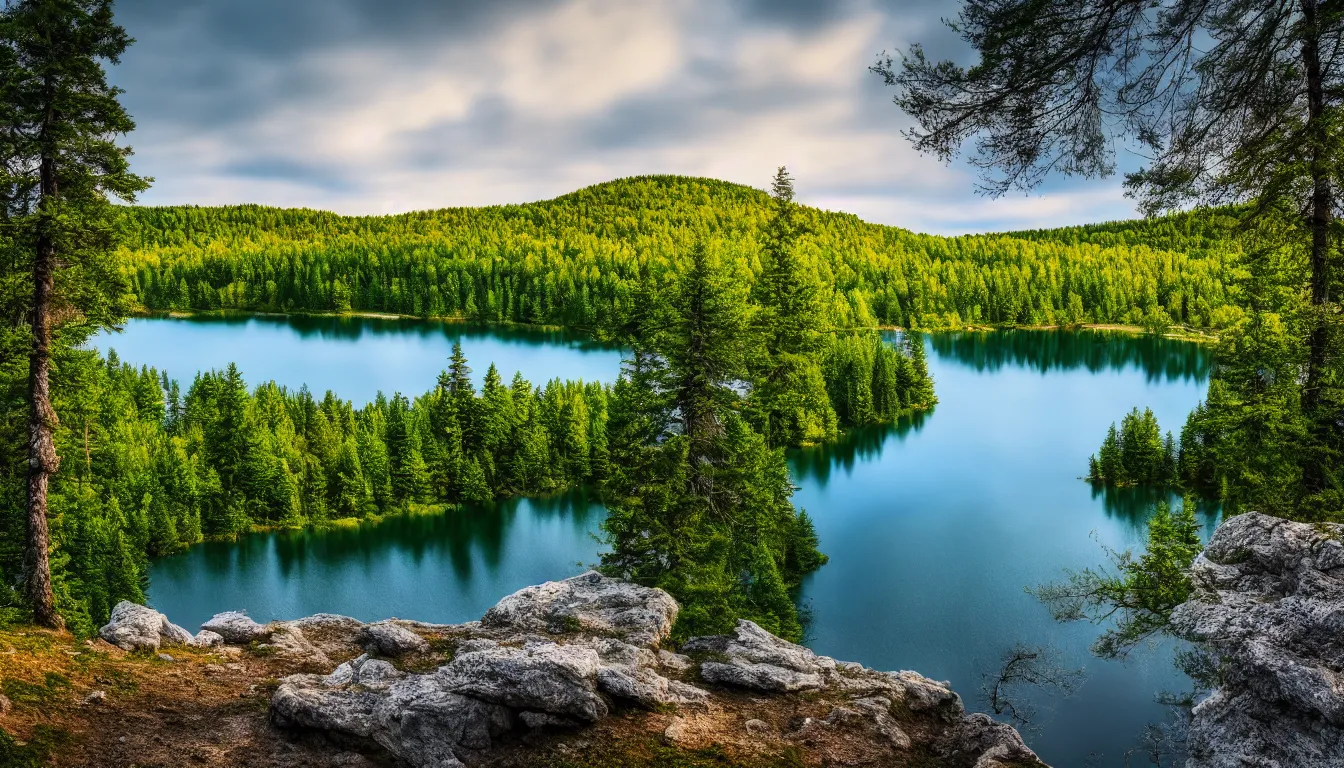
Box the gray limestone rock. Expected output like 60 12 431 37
684 619 834 693
1170 512 1344 768
190 629 225 648
437 641 608 722
481 570 678 647
98 601 194 652
200 611 271 644
357 621 429 657
267 574 1040 768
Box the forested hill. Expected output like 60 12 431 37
121 174 1243 333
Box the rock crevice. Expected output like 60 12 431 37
1171 512 1344 768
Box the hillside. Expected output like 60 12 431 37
120 175 1244 334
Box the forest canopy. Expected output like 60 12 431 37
117 175 1246 334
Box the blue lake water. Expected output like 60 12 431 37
99 316 1216 767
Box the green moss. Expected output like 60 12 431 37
0 726 71 768
1 673 71 712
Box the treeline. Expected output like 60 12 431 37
119 175 1244 333
0 344 609 635
2 167 939 638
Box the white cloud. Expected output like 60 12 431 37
120 0 1135 234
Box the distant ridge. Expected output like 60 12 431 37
119 174 1243 333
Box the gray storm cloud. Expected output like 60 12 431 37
110 0 1138 234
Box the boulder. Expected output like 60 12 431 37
357 622 429 657
98 601 194 652
437 641 607 722
481 571 678 647
1170 512 1344 768
190 629 225 648
684 620 834 693
201 611 271 644
273 660 513 768
260 624 331 665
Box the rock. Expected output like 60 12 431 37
98 601 195 652
662 717 694 746
270 575 1041 768
851 696 911 749
437 641 608 722
1170 512 1344 768
481 571 678 647
190 630 224 648
157 653 175 662
518 711 580 730
685 620 833 693
939 713 1039 768
0 694 10 716
596 665 708 707
358 622 429 657
83 690 106 706
273 665 513 768
260 624 331 665
201 611 271 644
658 649 693 672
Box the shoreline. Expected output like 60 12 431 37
138 307 1221 343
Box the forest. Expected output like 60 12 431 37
0 168 937 640
119 175 1245 334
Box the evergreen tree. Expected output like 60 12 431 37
750 168 837 447
0 0 149 628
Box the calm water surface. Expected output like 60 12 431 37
90 315 624 401
109 317 1215 767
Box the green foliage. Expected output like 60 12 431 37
599 244 833 642
1087 408 1177 487
0 344 611 628
1032 501 1203 659
117 176 1243 334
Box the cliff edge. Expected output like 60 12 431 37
73 571 1044 768
1171 512 1344 767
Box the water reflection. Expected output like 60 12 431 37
788 410 930 486
149 490 604 628
1092 484 1222 539
94 315 626 404
928 329 1214 382
168 313 615 351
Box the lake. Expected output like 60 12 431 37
93 316 1216 767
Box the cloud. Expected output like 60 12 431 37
109 0 1140 231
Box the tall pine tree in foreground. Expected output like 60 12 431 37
600 242 826 642
0 0 149 629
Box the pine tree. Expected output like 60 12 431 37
1 0 149 628
750 168 836 447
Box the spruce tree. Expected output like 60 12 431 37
1 0 149 628
750 168 837 447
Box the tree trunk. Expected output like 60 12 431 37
26 143 62 630
1300 0 1333 496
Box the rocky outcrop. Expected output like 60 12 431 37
201 610 271 644
1171 512 1344 768
358 621 430 657
265 571 1043 768
98 601 194 652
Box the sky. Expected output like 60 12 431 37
110 0 1145 236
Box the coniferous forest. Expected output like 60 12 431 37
1 4 1343 766
0 164 938 639
119 177 1244 334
